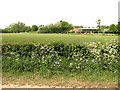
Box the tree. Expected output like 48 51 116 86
117 21 120 33
61 21 73 33
96 19 101 33
32 25 38 31
100 25 109 32
39 25 44 27
9 22 26 33
115 22 120 33
100 25 109 30
0 28 2 33
38 21 73 33
109 24 116 33
26 26 31 32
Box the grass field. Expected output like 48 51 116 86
2 33 118 44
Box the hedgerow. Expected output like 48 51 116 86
2 40 119 75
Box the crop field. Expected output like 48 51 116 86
2 33 119 88
2 33 118 44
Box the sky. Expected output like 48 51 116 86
0 0 119 29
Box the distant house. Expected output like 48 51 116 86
69 28 80 33
69 28 98 33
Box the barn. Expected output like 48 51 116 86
69 28 98 33
80 28 98 33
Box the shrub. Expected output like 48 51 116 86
2 40 119 74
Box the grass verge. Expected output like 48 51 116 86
2 71 118 88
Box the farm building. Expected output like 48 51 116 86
69 28 98 33
69 28 80 33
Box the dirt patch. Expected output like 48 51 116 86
2 72 118 88
2 84 52 88
2 83 117 88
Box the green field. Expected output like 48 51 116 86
2 33 118 44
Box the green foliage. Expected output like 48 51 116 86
38 21 73 33
107 23 120 34
1 21 119 34
32 25 38 31
100 25 109 30
1 22 27 33
71 31 75 33
26 26 31 32
61 21 73 33
116 21 120 33
2 28 12 33
2 40 119 75
1 22 32 33
109 24 116 33
9 22 26 33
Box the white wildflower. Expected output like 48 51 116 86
98 42 101 44
88 44 92 46
16 58 19 61
109 49 112 54
76 66 80 69
32 52 35 56
76 59 78 61
41 46 44 49
10 52 14 54
59 59 62 61
70 63 73 66
92 60 94 62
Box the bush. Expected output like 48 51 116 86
2 40 119 74
2 29 13 33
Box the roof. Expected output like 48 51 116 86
73 28 81 31
81 28 97 29
69 30 73 32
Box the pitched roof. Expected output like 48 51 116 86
69 30 73 32
73 28 80 31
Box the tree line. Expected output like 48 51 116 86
1 21 73 33
1 22 39 33
0 21 120 34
